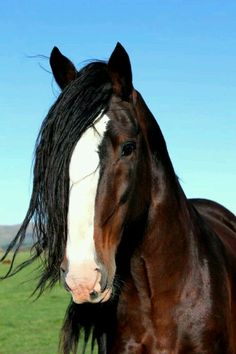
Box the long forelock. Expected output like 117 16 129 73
1 61 113 295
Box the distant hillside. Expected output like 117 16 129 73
0 224 33 249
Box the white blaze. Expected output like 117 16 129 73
67 114 109 272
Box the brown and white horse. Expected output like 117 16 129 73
2 43 236 354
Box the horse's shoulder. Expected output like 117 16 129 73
190 198 236 229
189 198 236 272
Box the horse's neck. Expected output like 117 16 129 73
135 95 196 269
112 187 197 349
134 174 196 293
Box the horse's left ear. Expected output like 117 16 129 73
50 47 77 90
108 42 133 100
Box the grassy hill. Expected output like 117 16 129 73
0 251 96 354
0 229 97 353
0 224 33 249
0 252 67 354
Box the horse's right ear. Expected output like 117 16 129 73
50 47 77 90
108 42 133 100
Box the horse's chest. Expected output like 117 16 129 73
110 282 231 354
111 292 178 353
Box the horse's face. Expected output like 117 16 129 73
50 43 150 303
61 97 149 304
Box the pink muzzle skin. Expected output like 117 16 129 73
60 263 112 304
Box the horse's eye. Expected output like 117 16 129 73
121 142 136 157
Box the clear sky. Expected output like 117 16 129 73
0 0 235 225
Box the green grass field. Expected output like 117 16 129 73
0 252 96 354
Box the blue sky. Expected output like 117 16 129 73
0 0 235 224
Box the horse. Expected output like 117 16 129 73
1 43 236 354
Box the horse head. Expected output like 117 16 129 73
49 44 156 304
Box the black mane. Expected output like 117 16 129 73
1 60 114 353
1 60 114 347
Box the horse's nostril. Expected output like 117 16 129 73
90 290 99 300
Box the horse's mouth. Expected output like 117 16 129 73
99 287 113 303
70 286 113 304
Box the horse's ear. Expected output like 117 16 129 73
50 47 77 90
108 42 133 100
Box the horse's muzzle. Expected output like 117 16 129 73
60 265 112 304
